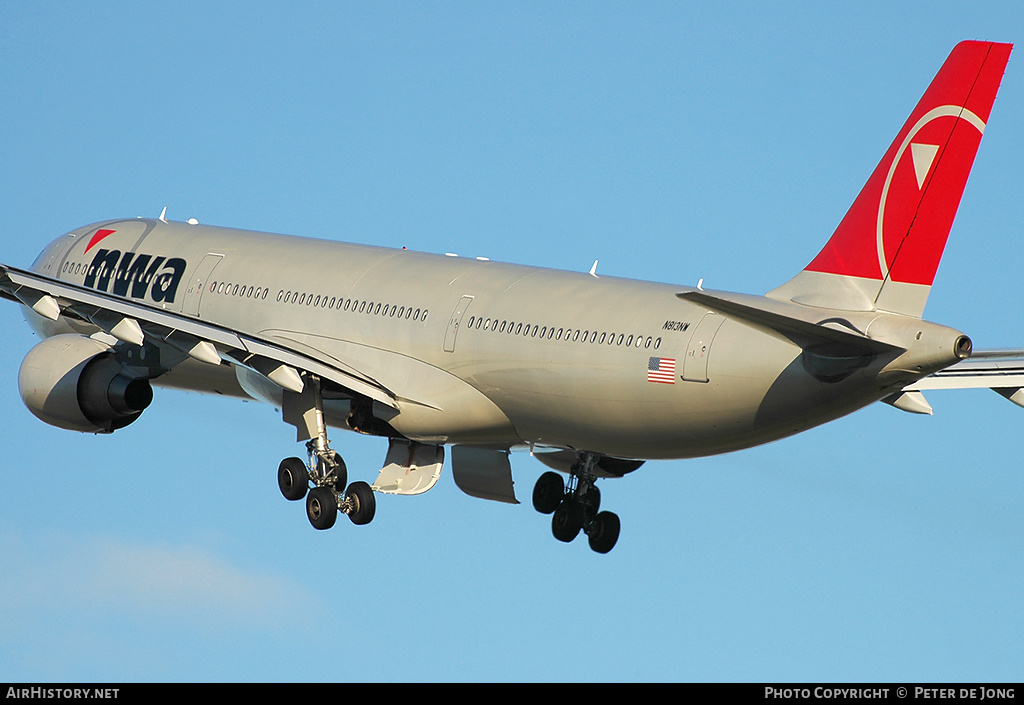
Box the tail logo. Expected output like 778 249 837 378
875 105 986 281
911 143 939 188
771 41 1011 317
84 228 117 254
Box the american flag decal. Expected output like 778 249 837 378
647 357 676 384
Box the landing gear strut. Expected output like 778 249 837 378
276 375 376 530
532 454 621 553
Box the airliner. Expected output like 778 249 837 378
2 41 1021 553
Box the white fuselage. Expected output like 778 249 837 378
26 218 965 460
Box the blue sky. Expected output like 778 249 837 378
1 2 1023 683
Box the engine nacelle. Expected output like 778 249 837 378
18 334 153 433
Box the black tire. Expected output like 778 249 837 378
278 457 309 501
551 499 585 542
345 481 376 526
306 487 338 530
532 471 565 514
587 511 620 554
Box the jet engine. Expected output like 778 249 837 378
18 334 153 433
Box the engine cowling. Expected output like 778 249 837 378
18 334 153 433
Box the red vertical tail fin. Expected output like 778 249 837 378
768 41 1012 316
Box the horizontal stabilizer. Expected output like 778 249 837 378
677 290 903 355
908 349 1024 408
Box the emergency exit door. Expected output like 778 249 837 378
443 295 474 352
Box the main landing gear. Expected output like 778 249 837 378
532 454 620 554
277 444 376 529
276 374 375 530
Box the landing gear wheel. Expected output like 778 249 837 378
344 481 376 526
306 487 338 530
278 457 309 501
552 500 585 542
532 471 565 514
587 511 620 554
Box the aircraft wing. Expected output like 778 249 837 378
0 263 400 410
907 349 1024 407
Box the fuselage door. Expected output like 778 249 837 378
443 295 474 352
682 313 723 382
182 254 223 317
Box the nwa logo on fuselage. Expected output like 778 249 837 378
84 248 188 303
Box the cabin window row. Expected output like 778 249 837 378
206 281 430 323
271 288 429 323
211 281 270 300
465 315 661 350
